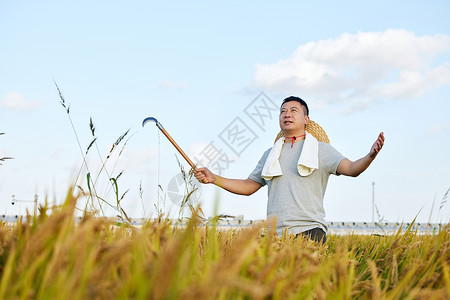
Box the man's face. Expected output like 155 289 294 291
279 101 310 134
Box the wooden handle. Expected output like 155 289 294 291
160 127 197 171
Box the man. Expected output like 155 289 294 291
194 96 384 242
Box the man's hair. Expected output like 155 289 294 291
281 96 309 116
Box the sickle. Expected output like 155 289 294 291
142 117 197 171
142 117 163 131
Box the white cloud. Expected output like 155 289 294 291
1 91 42 111
101 146 160 175
427 122 450 135
158 80 187 90
253 29 450 113
187 141 210 167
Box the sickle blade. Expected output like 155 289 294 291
142 117 158 127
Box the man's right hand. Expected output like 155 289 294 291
194 167 215 184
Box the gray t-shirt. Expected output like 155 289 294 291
249 140 345 235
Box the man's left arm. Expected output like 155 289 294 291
337 132 385 177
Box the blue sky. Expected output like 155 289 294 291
1 1 449 224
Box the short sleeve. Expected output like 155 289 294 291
248 148 271 186
319 142 346 175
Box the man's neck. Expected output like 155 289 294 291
283 130 306 139
283 132 306 145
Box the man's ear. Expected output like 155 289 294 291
305 115 310 125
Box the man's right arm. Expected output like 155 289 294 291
194 167 262 196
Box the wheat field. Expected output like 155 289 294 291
0 190 448 300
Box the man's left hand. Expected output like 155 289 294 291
370 132 385 158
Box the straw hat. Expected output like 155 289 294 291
274 120 330 144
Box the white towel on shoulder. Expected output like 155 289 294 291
261 132 319 180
